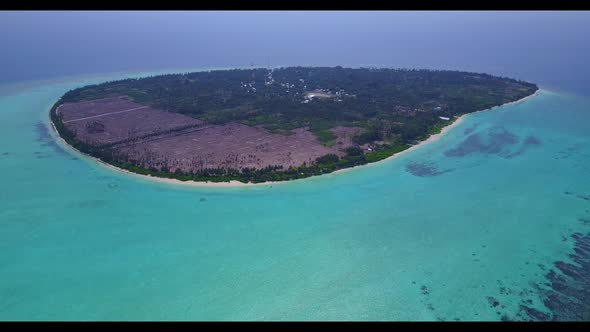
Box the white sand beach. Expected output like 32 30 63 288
50 89 542 188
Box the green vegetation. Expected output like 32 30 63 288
365 144 409 163
314 128 337 145
51 66 538 183
57 67 537 145
353 130 383 145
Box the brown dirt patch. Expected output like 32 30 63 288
59 96 350 172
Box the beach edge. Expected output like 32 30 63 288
49 89 542 188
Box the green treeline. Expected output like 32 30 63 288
51 67 538 183
58 67 538 146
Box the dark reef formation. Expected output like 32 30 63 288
405 161 453 177
564 191 590 202
515 231 590 321
500 135 541 159
444 126 519 157
35 122 66 155
463 123 479 136
487 296 501 308
555 142 587 160
444 126 540 160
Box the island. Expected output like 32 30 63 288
49 67 538 184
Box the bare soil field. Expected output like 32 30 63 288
117 123 338 172
59 96 205 146
330 126 362 149
59 96 361 172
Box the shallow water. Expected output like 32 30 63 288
1 73 589 320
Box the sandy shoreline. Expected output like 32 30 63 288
49 89 542 188
334 88 542 176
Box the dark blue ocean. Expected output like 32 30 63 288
1 11 590 95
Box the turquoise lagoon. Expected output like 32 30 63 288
1 72 589 320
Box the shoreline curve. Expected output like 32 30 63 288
49 89 542 188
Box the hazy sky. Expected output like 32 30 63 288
1 11 590 94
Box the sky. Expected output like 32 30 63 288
1 11 590 94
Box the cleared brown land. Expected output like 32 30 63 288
331 126 362 149
58 96 206 146
117 123 337 172
59 96 359 172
